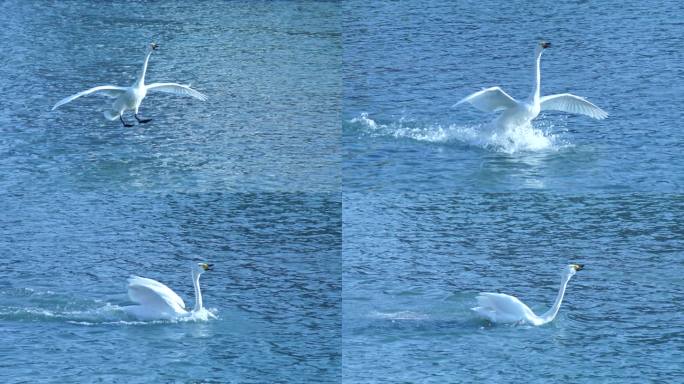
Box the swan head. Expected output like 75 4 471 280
192 262 214 275
535 40 551 55
148 42 159 52
565 263 584 277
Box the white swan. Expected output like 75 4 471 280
472 264 583 326
52 43 207 127
123 262 214 321
455 41 607 129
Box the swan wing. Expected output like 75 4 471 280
540 93 608 120
127 275 186 312
145 83 208 101
473 292 536 322
52 85 127 110
454 87 518 113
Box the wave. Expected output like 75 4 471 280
369 310 429 321
349 113 570 154
0 288 218 325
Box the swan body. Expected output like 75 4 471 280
472 264 583 326
52 43 207 127
455 41 607 129
123 262 213 321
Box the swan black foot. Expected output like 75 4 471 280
135 114 152 124
120 115 134 127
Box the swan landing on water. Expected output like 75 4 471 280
472 264 584 326
123 262 215 321
52 43 207 127
455 41 607 129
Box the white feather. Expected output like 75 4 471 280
52 44 206 124
472 265 582 326
454 42 607 129
146 83 208 101
454 86 518 113
540 93 608 120
52 85 127 110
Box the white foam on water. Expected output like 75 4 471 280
369 310 429 321
1 288 218 325
67 307 219 326
350 112 571 154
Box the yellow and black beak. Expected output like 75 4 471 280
572 264 584 271
201 263 214 271
151 43 159 50
541 41 551 49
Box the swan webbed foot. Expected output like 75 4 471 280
120 115 134 128
135 114 152 124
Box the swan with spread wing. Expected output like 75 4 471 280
472 264 584 326
455 41 607 129
123 262 214 321
52 43 207 127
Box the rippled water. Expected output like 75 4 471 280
1 193 340 383
2 0 683 383
342 1 684 383
1 1 340 383
1 0 340 194
343 193 683 383
343 1 684 193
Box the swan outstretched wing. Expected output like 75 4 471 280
52 85 127 110
145 83 208 101
473 292 536 321
454 87 518 113
127 275 186 312
540 93 608 120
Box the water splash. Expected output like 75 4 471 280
182 307 218 322
369 310 429 321
0 288 218 325
1 302 125 322
349 112 570 154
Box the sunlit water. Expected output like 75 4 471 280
1 1 340 194
343 192 684 383
343 1 684 193
1 193 341 383
0 1 340 383
343 1 684 383
2 0 683 382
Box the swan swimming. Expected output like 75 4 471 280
123 262 214 321
455 41 607 129
52 43 207 127
472 264 583 326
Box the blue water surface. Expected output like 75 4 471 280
2 192 340 383
343 0 684 193
2 0 340 194
343 192 683 383
1 1 341 383
343 1 684 383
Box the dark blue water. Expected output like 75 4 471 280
2 0 683 383
343 193 683 383
1 193 340 383
1 1 340 383
1 0 340 194
344 0 684 193
343 1 684 383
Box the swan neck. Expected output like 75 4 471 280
540 273 571 323
136 50 153 87
192 269 203 311
530 49 542 101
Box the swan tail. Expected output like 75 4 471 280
104 110 120 121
